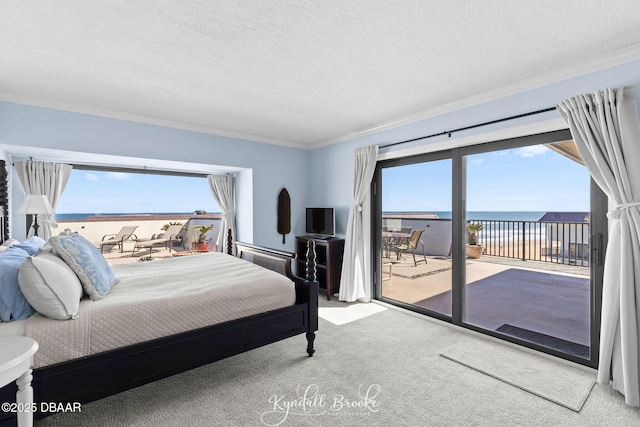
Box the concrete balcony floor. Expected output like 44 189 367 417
381 252 591 358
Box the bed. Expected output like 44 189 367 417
0 233 319 425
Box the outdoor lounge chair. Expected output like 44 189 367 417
131 224 184 256
98 225 138 253
393 229 427 266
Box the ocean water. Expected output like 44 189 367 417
55 212 196 221
442 211 547 221
60 211 549 222
387 211 548 221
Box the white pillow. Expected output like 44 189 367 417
18 252 83 320
1 239 19 248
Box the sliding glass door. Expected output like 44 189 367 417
374 130 606 367
378 154 453 319
463 140 597 361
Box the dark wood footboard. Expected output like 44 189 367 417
236 240 318 355
0 242 318 425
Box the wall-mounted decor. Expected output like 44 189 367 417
277 188 291 244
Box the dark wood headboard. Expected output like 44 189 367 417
0 160 7 242
235 241 296 279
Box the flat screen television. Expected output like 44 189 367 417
305 207 335 238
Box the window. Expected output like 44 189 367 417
57 169 220 217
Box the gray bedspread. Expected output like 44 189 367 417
26 252 296 368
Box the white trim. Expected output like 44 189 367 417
312 46 640 150
0 93 307 150
377 118 568 160
0 144 242 175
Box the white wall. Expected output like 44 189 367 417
0 102 309 250
308 59 640 236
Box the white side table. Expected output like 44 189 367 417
0 337 38 427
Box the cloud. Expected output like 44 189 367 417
516 146 549 157
105 172 131 180
470 158 484 165
84 173 99 182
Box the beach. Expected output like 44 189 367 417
55 213 222 263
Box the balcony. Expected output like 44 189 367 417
380 214 591 360
57 213 222 265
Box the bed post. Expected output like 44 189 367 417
0 160 8 242
305 239 318 357
226 229 233 255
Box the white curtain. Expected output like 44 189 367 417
208 174 236 255
557 86 640 406
339 145 378 302
15 161 72 240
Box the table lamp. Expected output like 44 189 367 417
17 195 53 237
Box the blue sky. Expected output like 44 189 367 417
382 145 590 212
57 171 220 214
57 144 589 215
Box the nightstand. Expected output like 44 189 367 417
0 337 38 427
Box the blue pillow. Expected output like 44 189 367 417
13 236 46 256
49 234 119 300
0 247 35 321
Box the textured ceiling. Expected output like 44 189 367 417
1 1 640 149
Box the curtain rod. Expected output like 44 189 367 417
380 106 557 149
71 164 210 178
12 162 220 178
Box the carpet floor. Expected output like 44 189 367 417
36 299 639 427
440 336 595 411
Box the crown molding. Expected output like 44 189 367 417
311 45 640 150
3 45 639 152
0 93 308 150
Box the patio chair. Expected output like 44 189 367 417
397 226 413 246
98 225 138 253
131 224 184 256
393 229 427 266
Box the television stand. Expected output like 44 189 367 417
296 236 345 300
306 235 333 240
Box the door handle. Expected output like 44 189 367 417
590 233 603 266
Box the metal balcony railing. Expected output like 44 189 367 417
468 219 590 267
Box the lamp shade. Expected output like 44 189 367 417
17 195 54 215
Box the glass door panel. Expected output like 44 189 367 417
380 159 453 317
463 142 593 360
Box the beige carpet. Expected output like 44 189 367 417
440 336 595 411
35 300 638 426
318 302 387 325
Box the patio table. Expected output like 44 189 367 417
382 231 411 259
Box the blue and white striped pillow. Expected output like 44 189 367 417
49 234 119 300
